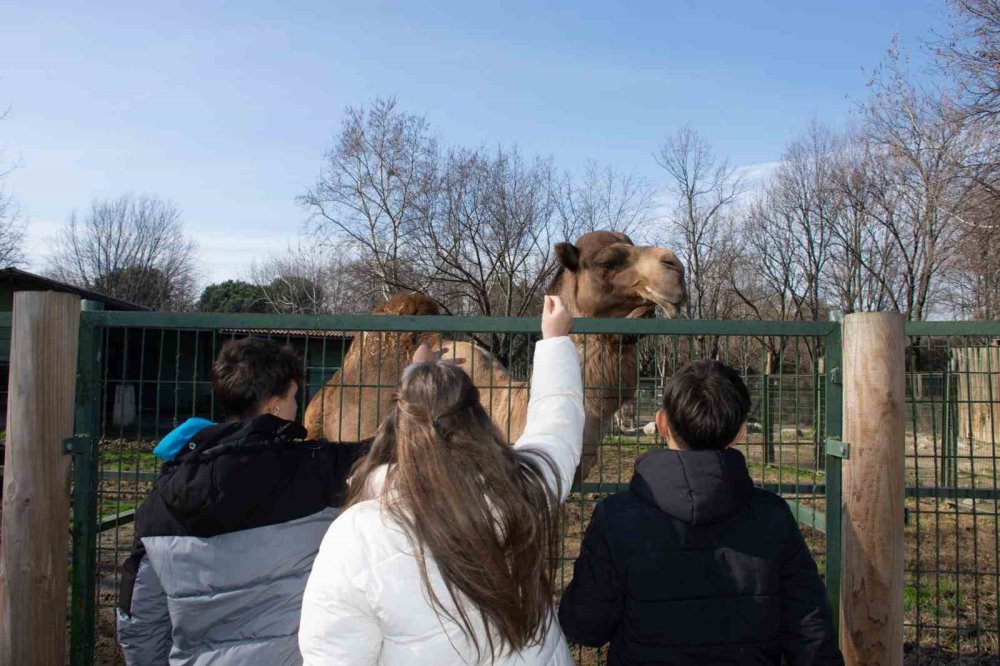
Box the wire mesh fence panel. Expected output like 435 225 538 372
904 330 1000 665
71 313 841 666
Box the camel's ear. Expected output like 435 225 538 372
555 242 580 271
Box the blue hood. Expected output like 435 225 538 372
152 418 215 461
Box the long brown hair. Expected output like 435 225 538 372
347 360 562 660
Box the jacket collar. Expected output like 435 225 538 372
182 414 306 458
355 463 392 502
630 447 755 525
155 415 309 530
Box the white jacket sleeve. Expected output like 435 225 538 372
299 513 383 665
513 336 585 504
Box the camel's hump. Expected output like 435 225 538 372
374 293 441 316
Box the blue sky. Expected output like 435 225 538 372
3 0 945 284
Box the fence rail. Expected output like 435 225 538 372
86 310 843 335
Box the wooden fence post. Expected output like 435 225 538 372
0 292 81 666
840 312 905 666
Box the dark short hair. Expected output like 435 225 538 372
661 360 751 451
212 337 304 420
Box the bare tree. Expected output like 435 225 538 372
854 48 976 320
730 124 841 326
937 0 1000 123
0 107 25 267
826 131 907 313
951 190 1000 318
249 242 375 315
48 194 198 310
300 97 437 300
932 1 1000 314
404 146 570 364
773 123 839 320
731 195 805 322
556 162 657 241
301 97 646 328
415 147 563 317
0 179 23 267
656 127 744 326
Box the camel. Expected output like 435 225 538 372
303 230 686 479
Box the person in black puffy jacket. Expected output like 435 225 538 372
558 360 843 666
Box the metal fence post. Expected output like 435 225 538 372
946 358 960 489
823 313 844 634
763 351 776 465
70 300 103 666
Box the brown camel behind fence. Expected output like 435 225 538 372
303 230 686 478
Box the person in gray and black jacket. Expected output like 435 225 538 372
116 338 369 665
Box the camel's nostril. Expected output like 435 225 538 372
660 259 681 271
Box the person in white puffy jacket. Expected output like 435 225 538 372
299 295 583 665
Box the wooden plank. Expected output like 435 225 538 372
840 312 905 666
0 292 80 666
953 346 1000 445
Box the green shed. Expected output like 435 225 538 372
0 268 149 430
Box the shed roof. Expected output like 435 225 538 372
0 268 150 311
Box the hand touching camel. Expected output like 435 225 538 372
542 295 573 339
411 344 466 366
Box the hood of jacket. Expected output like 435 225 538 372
152 417 215 461
630 446 755 526
155 414 308 535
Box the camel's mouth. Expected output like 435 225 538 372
626 303 657 319
642 287 686 320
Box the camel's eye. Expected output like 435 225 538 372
592 247 628 269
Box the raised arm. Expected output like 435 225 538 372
297 439 372 506
513 296 584 503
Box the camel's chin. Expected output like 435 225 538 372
625 300 685 320
642 287 686 320
658 302 684 320
626 304 657 319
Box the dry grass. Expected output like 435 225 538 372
94 438 151 666
903 500 999 662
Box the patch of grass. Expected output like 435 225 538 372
905 576 959 616
601 435 658 447
100 450 159 473
98 497 136 516
748 463 825 485
904 499 999 657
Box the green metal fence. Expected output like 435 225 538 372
901 322 1000 662
54 311 1000 665
64 312 839 665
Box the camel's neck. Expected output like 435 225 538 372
552 271 639 407
549 273 640 442
571 333 639 400
551 271 580 318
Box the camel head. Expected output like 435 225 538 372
551 231 686 319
